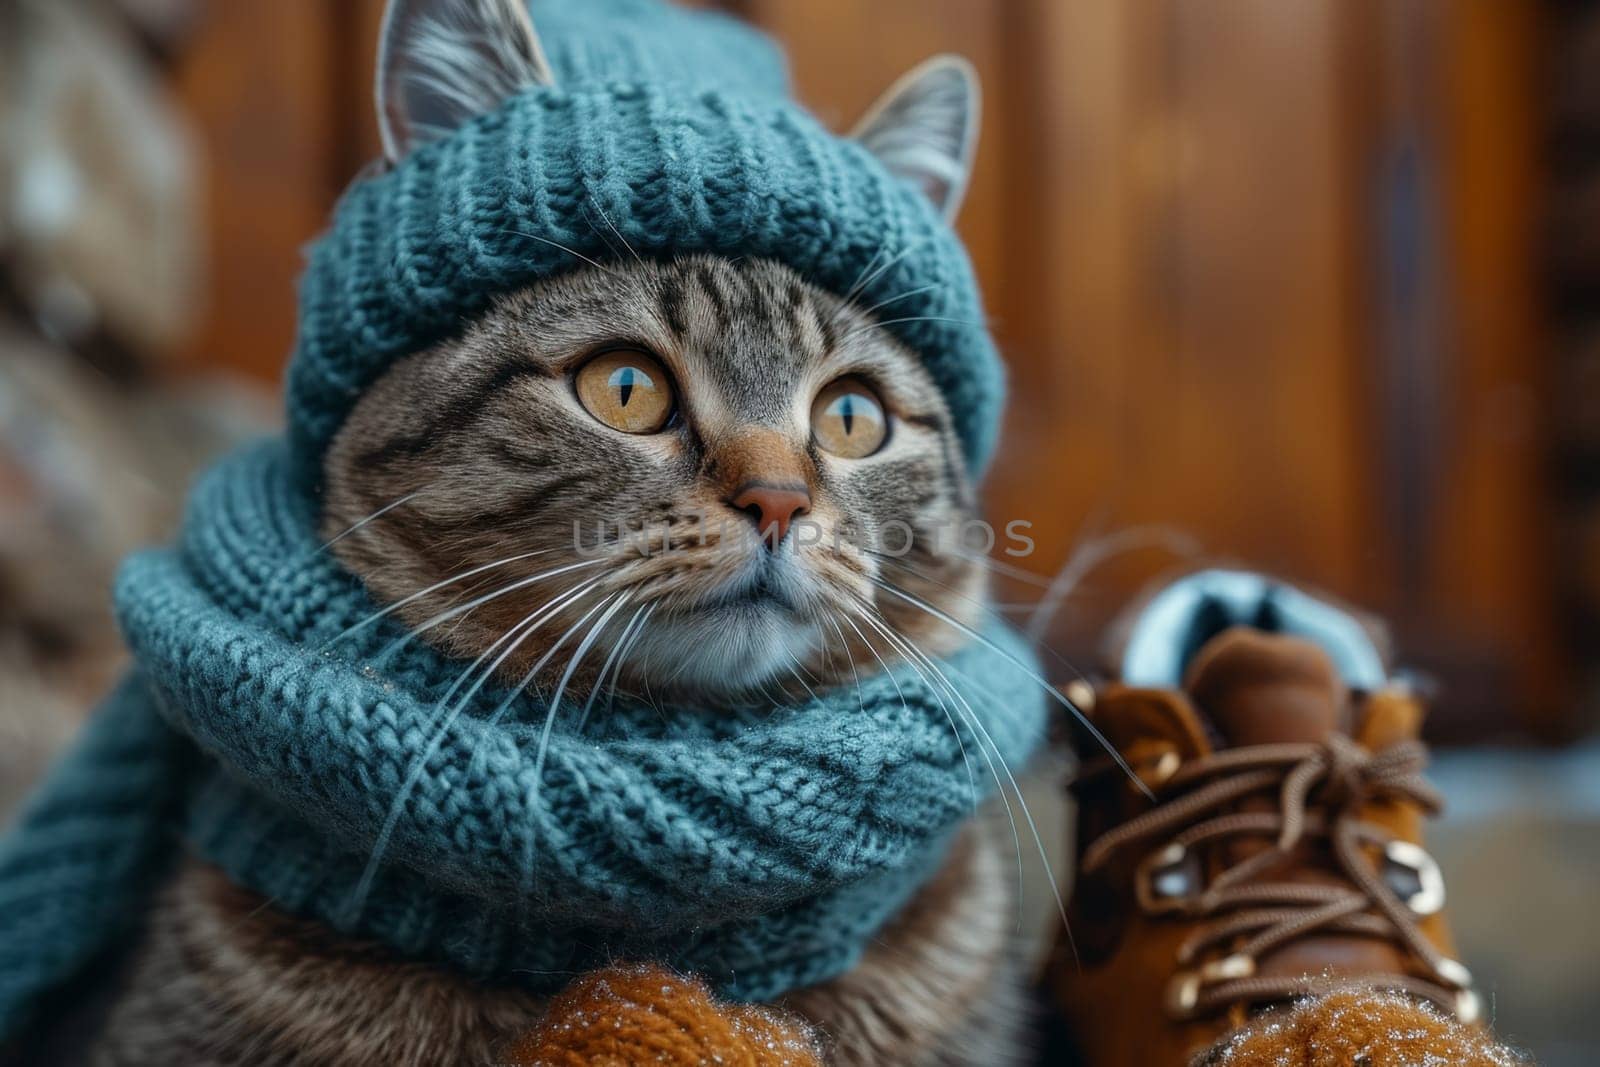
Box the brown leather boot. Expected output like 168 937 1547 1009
1051 570 1486 1066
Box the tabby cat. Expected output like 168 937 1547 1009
75 2 1032 1063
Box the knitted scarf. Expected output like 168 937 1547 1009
0 440 1045 1037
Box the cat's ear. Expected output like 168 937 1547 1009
376 0 554 164
851 55 980 222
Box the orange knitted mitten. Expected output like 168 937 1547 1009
500 963 823 1067
1198 990 1530 1067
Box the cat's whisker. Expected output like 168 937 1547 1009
585 199 645 267
877 523 1197 693
851 607 992 807
928 547 1057 590
317 488 430 553
342 573 607 921
660 633 707 690
546 591 634 733
825 616 864 713
374 557 605 660
866 576 1152 801
793 642 824 685
454 578 612 758
485 589 620 731
400 575 609 850
849 282 945 323
578 600 651 729
856 600 1071 933
639 660 663 719
783 649 820 705
933 652 1077 941
1025 524 1201 643
849 604 1023 905
839 314 987 347
441 581 623 892
937 531 1193 605
603 602 655 717
873 553 1095 693
830 234 934 325
412 587 620 903
504 227 620 277
519 590 633 896
448 564 535 609
838 608 975 793
833 242 891 313
355 579 613 922
321 548 561 650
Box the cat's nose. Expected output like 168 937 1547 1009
729 481 811 549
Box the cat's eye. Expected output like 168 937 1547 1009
575 349 675 434
811 378 888 458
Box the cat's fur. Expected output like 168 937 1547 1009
81 3 1029 1062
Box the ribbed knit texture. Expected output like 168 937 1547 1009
0 441 1045 1037
286 0 1003 481
0 675 191 1039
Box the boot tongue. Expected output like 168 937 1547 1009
1176 627 1414 982
1182 627 1349 748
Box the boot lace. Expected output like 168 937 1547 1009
1078 734 1481 1022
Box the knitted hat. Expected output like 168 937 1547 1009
285 0 1002 481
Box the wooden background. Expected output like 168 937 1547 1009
166 1 1568 741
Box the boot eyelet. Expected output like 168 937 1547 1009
1199 953 1255 982
1140 748 1181 789
1436 957 1473 990
1165 969 1201 1018
1135 843 1201 913
1382 840 1446 916
1165 955 1254 1019
1126 745 1181 794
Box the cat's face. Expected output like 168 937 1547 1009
320 0 990 705
323 256 986 702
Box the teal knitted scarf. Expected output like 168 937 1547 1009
0 440 1045 1035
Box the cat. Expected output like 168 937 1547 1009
62 2 1038 1065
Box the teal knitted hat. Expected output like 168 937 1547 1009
286 0 1003 480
